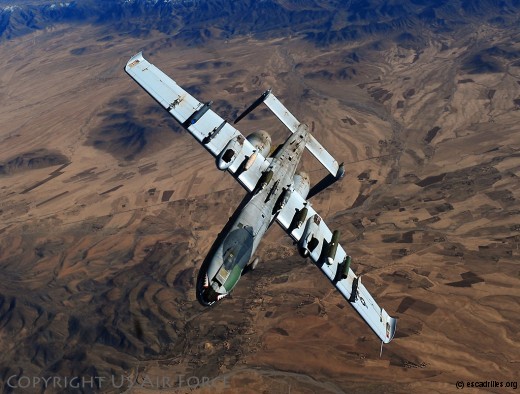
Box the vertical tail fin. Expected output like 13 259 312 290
233 89 345 179
263 93 344 179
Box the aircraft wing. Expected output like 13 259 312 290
276 191 397 343
125 52 270 192
125 52 396 342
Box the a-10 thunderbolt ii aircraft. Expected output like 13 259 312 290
125 52 397 344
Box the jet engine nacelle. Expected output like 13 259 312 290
298 214 322 258
293 172 310 199
246 130 271 158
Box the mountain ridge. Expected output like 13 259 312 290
1 0 519 46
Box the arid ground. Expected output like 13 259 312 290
0 18 519 394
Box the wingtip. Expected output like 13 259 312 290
336 162 345 179
386 316 398 343
130 51 143 61
125 51 145 71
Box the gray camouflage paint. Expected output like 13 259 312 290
200 125 310 304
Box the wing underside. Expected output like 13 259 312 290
276 191 397 343
125 52 269 192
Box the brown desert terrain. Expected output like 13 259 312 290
0 12 519 394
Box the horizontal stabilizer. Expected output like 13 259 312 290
263 93 343 179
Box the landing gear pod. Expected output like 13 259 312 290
217 135 244 170
298 214 322 258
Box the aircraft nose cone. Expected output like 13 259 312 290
199 285 228 305
201 284 225 304
202 287 217 303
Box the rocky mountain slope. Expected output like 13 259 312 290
1 0 519 45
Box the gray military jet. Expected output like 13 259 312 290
125 53 397 343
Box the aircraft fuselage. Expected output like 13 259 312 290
198 125 310 305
